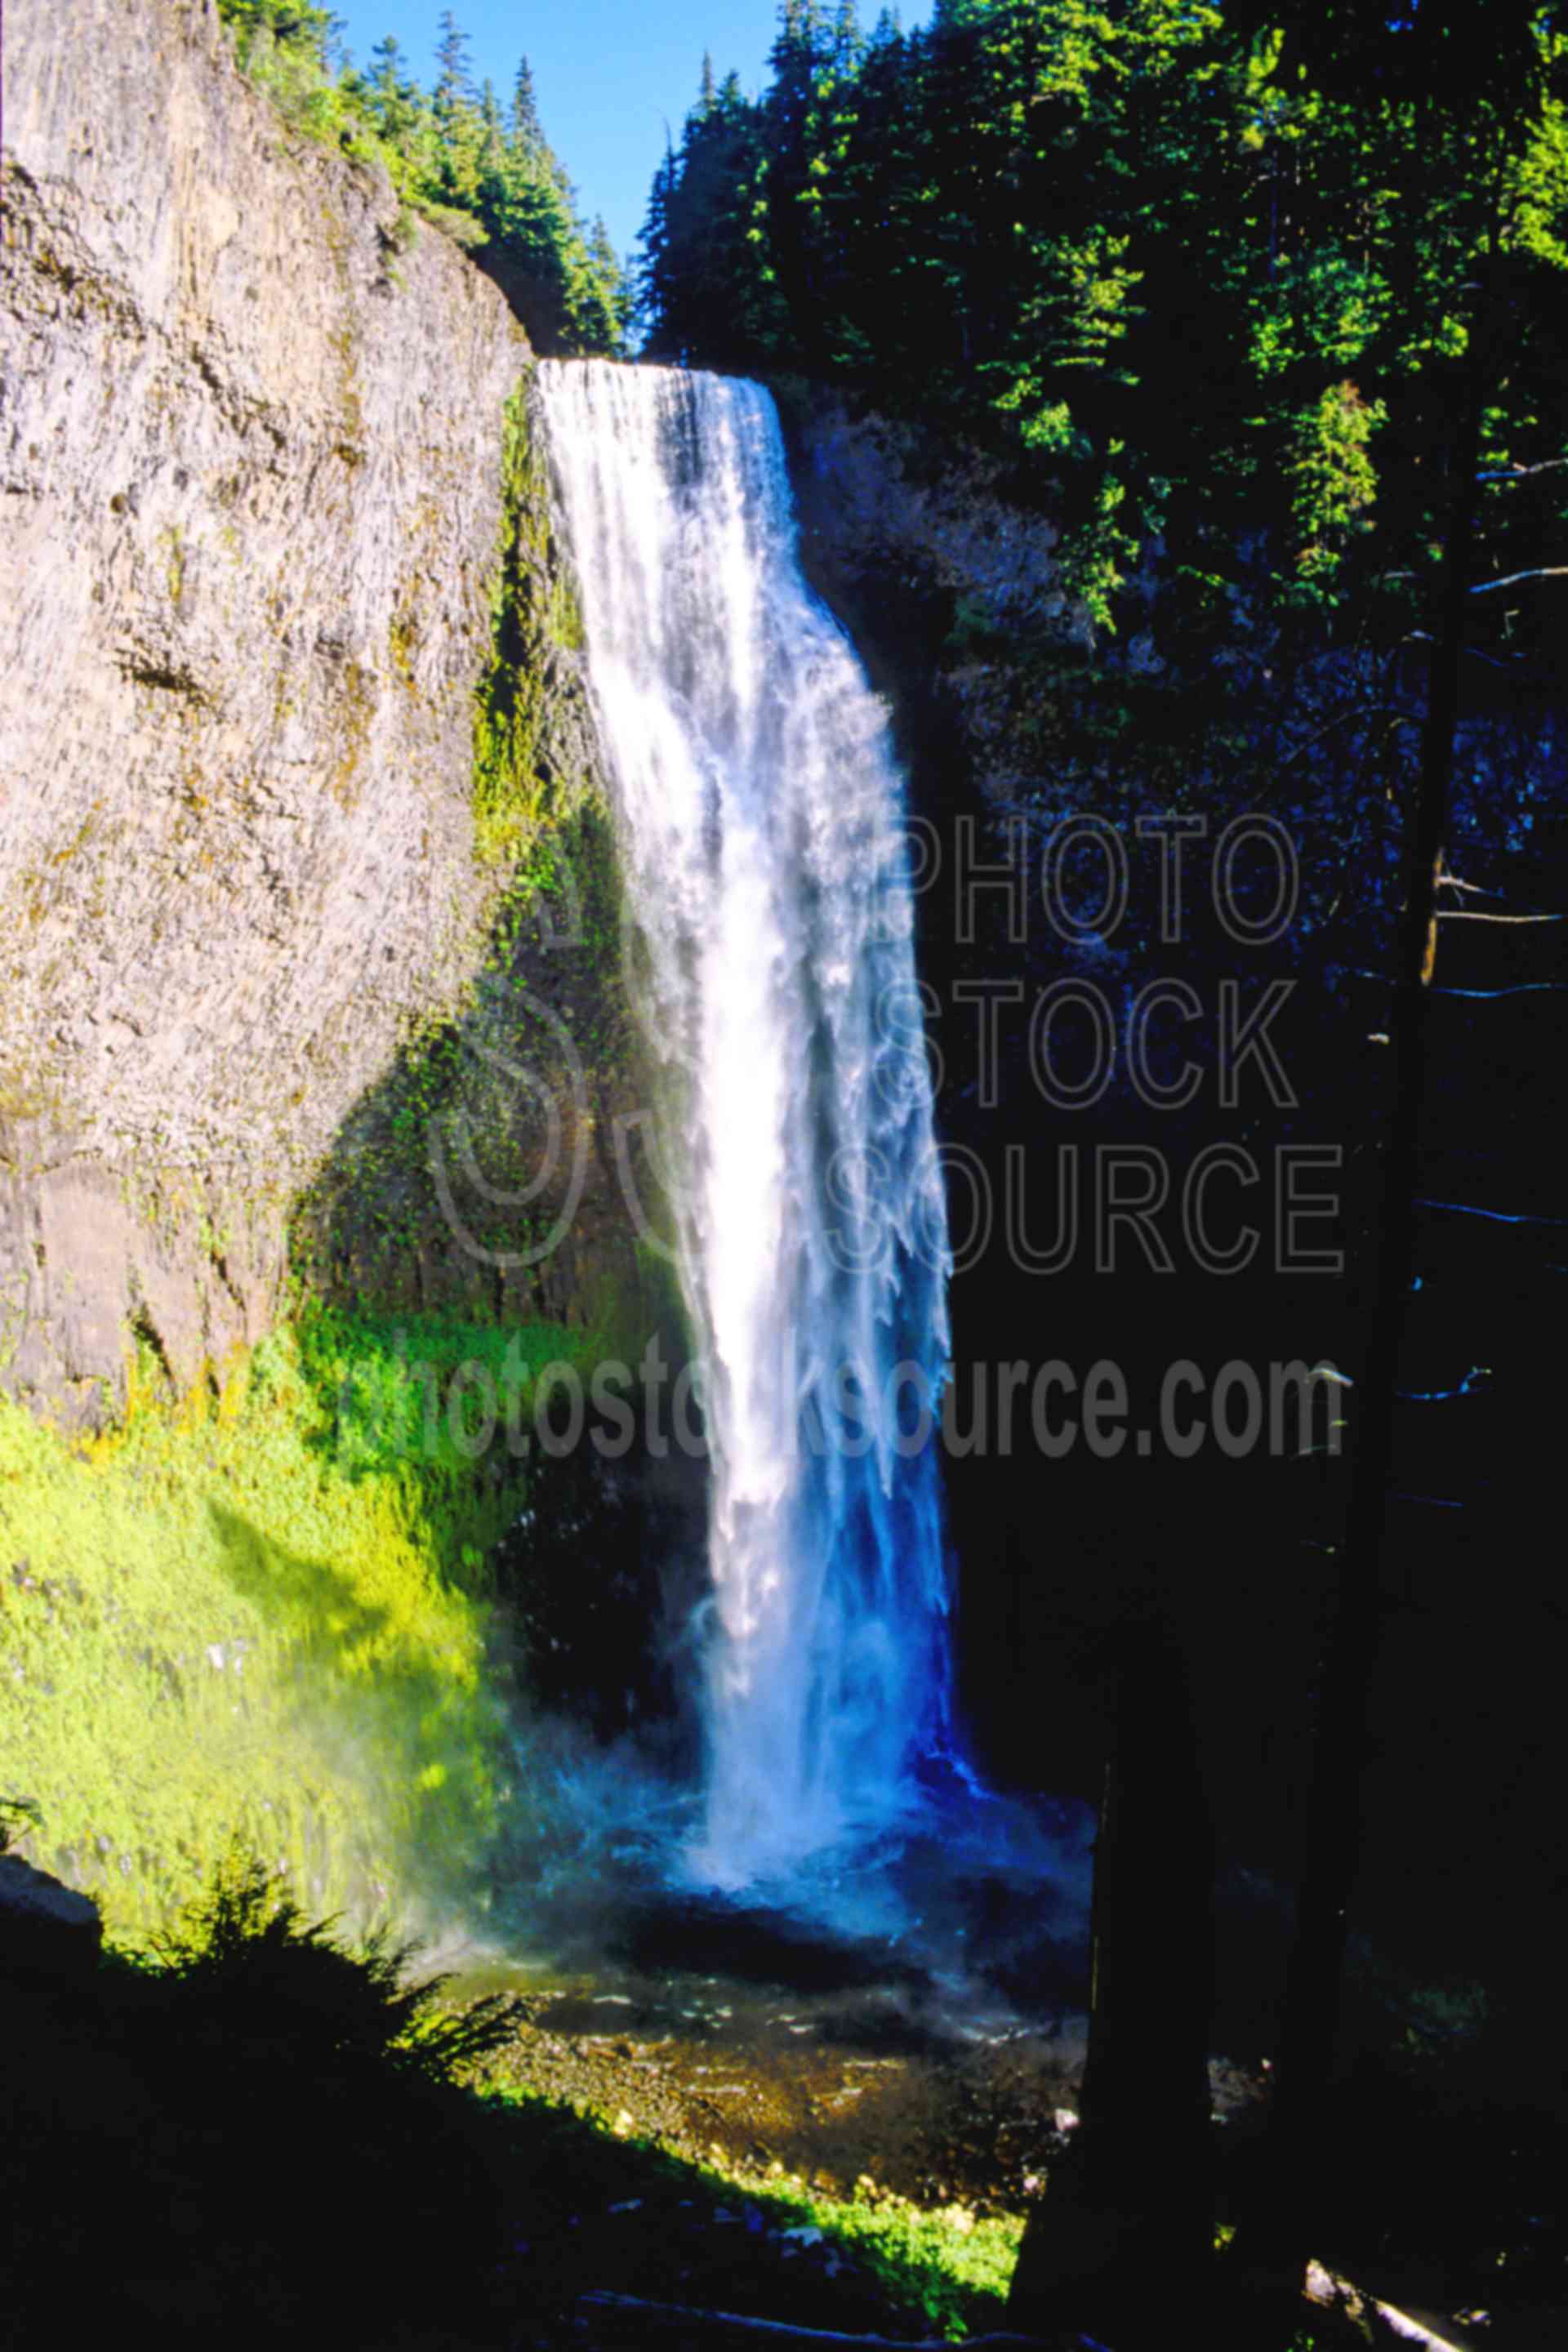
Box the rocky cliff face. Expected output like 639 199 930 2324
0 0 638 1423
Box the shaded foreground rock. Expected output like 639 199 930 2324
0 1853 103 1975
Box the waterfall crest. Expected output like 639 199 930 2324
537 362 954 1887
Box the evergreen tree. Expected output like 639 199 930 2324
510 55 541 152
220 0 335 68
831 0 863 69
638 60 787 367
433 10 473 124
363 35 418 147
477 75 505 177
430 11 481 206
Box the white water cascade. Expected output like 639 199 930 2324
538 362 956 1888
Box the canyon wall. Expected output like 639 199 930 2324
0 0 639 1425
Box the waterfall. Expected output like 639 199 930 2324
537 362 954 1888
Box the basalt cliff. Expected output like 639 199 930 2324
1 0 636 1428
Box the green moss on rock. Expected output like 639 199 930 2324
0 1305 605 1940
472 376 591 869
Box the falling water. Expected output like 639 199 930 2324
537 362 954 1887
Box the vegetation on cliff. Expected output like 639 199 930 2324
0 1305 614 1936
472 380 591 871
217 0 630 354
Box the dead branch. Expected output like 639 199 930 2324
1468 565 1568 594
1435 907 1566 923
1477 457 1568 479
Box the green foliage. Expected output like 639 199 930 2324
640 0 1568 650
1285 379 1388 595
764 2170 1021 2335
479 2081 1025 2337
296 1301 613 1483
415 195 490 250
219 0 336 75
0 1303 600 1936
472 379 590 867
154 1845 519 2081
214 2 629 354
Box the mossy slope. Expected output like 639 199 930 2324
0 1307 608 1937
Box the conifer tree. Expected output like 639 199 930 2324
510 55 541 152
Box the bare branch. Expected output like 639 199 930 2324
1349 962 1568 996
1468 565 1568 595
1415 1196 1568 1227
1432 982 1568 998
1404 630 1526 670
1436 907 1567 924
1477 457 1568 480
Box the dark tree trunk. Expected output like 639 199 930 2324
1007 1624 1215 2347
1232 283 1492 2297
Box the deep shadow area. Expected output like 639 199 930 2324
608 1894 936 1998
778 408 1568 2346
287 801 648 1342
786 407 1568 2068
0 1865 1024 2350
0 1863 514 2350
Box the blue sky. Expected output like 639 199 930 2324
328 3 929 265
